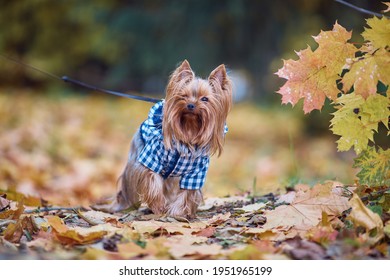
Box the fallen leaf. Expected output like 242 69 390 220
130 219 207 236
166 235 220 259
193 226 216 238
81 247 122 260
198 196 249 211
81 210 118 225
239 203 266 212
0 188 41 207
283 238 327 260
262 182 350 236
117 242 148 259
3 216 36 243
27 230 56 252
206 212 231 226
0 195 10 211
384 221 390 238
348 194 384 245
228 244 265 260
245 227 298 241
46 216 115 245
130 220 162 235
0 200 24 220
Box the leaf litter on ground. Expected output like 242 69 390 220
1 181 389 260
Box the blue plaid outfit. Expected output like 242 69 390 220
136 100 227 190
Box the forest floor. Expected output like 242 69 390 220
0 91 388 260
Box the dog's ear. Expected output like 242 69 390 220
208 64 230 91
174 60 194 82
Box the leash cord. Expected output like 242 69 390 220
0 53 161 103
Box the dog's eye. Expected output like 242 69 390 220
200 97 209 102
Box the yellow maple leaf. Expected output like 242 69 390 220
362 17 390 49
342 48 390 98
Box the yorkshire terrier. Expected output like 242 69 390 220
99 60 232 218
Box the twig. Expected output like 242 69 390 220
24 206 86 214
335 0 389 18
360 188 390 203
74 208 99 226
0 219 16 227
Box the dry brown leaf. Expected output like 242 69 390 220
198 196 249 211
0 188 41 207
228 244 266 260
130 220 162 235
81 210 118 225
384 221 390 238
245 227 298 241
206 212 231 226
131 220 207 236
239 202 267 212
193 226 216 238
348 194 384 245
0 200 24 220
0 195 10 211
165 235 220 259
3 215 36 243
27 231 56 252
262 181 349 235
117 242 148 258
81 247 122 260
118 237 171 259
46 216 115 245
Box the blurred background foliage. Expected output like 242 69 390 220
0 0 384 99
0 1 385 201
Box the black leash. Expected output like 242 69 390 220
0 53 161 103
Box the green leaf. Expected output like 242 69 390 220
353 146 390 186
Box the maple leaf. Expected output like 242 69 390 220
261 181 350 237
330 93 390 154
276 22 357 113
348 194 384 245
362 17 390 49
165 235 221 259
383 2 390 13
0 195 10 211
342 48 390 98
353 146 390 186
46 216 116 245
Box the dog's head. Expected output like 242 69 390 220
163 60 232 156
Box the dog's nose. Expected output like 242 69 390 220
187 103 195 111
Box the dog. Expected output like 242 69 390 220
100 60 232 218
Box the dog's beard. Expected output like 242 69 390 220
165 107 210 153
180 111 202 139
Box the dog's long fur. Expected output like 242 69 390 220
98 60 232 218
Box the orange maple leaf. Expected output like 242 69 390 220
276 22 357 113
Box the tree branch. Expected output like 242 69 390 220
335 0 389 18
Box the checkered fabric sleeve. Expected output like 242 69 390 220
139 100 164 142
180 156 210 190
